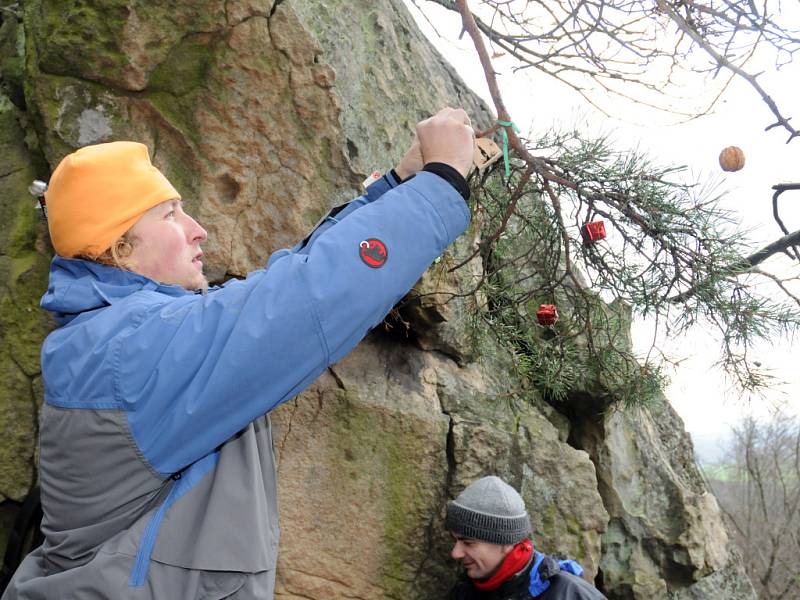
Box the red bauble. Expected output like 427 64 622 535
536 304 559 326
582 220 606 243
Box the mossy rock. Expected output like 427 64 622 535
327 392 449 598
0 94 52 510
25 0 225 89
0 8 26 107
0 347 37 503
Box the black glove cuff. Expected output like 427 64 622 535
421 163 470 201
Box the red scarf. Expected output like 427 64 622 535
472 539 533 591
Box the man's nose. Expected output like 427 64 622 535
451 541 464 559
186 215 208 243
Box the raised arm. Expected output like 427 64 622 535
40 109 476 476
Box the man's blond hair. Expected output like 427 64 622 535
76 235 134 269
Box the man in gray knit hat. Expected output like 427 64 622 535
445 476 606 600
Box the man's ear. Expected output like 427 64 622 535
500 544 515 557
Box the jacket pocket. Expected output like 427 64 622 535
134 560 246 600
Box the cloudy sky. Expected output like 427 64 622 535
404 1 800 460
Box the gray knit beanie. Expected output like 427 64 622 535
445 476 531 545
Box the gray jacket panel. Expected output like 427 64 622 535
7 545 273 600
150 416 279 572
5 408 278 598
37 406 168 572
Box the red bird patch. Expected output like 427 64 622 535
359 238 388 268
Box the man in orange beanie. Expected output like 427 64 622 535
3 108 474 600
45 141 183 259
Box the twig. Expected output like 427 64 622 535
664 3 800 143
771 183 800 260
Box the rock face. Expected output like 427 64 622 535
273 332 609 599
0 0 754 598
0 54 52 553
572 399 756 599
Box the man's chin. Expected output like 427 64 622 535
193 276 209 294
180 273 209 293
465 565 483 578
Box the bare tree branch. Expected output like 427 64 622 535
418 0 800 398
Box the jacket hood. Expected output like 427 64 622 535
41 256 190 325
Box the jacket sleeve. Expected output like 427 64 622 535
119 171 469 476
273 170 403 261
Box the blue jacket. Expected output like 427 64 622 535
449 552 606 600
4 171 469 599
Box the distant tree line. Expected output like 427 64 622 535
705 413 800 599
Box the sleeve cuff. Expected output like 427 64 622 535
421 163 470 201
388 169 402 186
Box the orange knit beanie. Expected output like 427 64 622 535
46 141 181 258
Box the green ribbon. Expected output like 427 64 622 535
496 119 520 176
